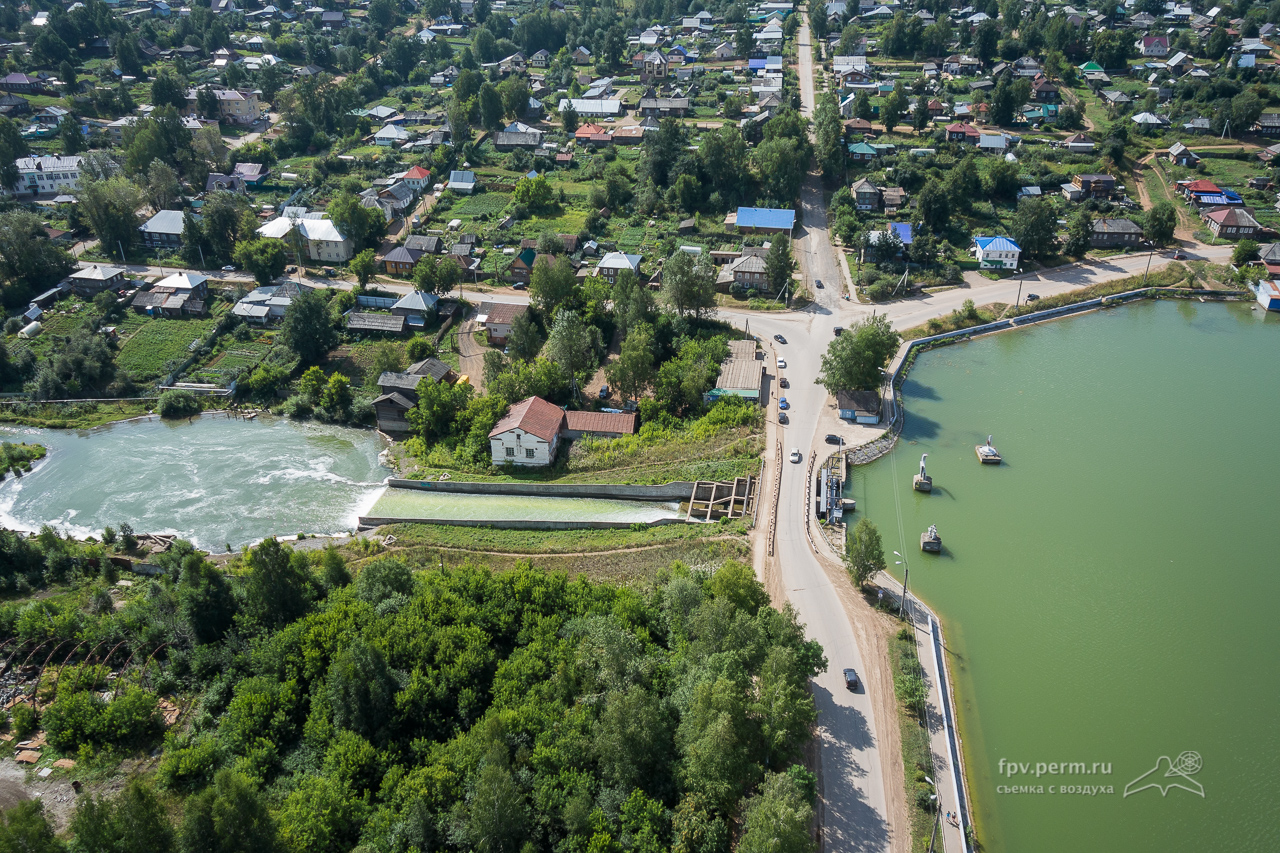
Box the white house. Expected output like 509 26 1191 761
374 124 411 146
1135 35 1170 57
488 396 566 466
448 170 478 194
10 155 83 196
973 236 1021 269
256 214 352 262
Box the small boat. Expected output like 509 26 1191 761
975 435 1002 464
912 453 933 492
921 524 942 553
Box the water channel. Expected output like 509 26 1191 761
367 487 683 524
848 300 1280 852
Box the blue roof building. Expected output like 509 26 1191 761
733 207 796 234
973 236 1021 269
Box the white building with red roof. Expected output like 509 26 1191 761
489 397 567 466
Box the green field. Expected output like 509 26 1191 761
452 192 512 219
116 314 222 380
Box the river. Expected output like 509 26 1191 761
0 414 390 550
849 300 1279 852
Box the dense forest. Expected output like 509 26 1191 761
0 530 824 853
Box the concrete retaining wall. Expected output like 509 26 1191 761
358 516 690 530
385 478 696 501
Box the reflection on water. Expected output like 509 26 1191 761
0 414 390 549
369 487 683 523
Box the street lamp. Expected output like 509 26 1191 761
1013 267 1025 308
894 550 909 622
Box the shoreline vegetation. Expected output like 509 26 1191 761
0 442 45 479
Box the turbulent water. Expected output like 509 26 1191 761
850 300 1280 853
0 414 390 549
369 487 683 523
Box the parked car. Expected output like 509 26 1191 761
777 358 787 369
833 326 844 336
599 385 609 399
774 334 787 344
778 397 789 410
815 279 824 288
843 668 860 691
1025 293 1040 302
790 448 802 463
286 265 297 273
779 377 789 388
825 434 841 445
222 265 236 271
1172 252 1188 260
778 412 789 424
512 282 527 290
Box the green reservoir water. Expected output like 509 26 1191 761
0 415 390 549
848 300 1280 853
368 487 683 523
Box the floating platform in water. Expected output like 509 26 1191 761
975 435 1001 464
921 524 942 553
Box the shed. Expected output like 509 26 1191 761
836 390 881 424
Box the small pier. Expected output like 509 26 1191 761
921 524 942 553
686 477 757 522
913 453 933 492
975 435 1002 465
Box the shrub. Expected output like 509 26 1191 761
157 390 202 419
10 703 37 739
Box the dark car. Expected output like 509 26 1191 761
825 434 842 445
599 385 610 399
815 279 824 288
512 282 527 290
843 668 859 691
779 377 789 388
778 412 789 424
1172 252 1188 260
833 326 844 336
774 334 787 344
1025 293 1040 302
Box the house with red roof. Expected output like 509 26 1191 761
489 396 567 466
1202 207 1261 240
946 122 981 143
1135 35 1170 57
401 165 431 190
574 123 612 145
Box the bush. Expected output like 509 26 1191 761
157 390 202 419
10 702 37 739
43 686 163 752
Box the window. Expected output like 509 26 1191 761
526 448 535 459
505 447 515 457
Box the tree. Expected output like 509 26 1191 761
880 87 905 133
32 28 72 67
1010 196 1058 260
77 176 144 256
844 518 886 588
1205 27 1231 60
1092 30 1131 69
973 19 999 65
0 211 76 302
753 137 806 205
478 82 504 131
196 86 220 121
816 313 899 393
984 158 1021 200
328 193 386 252
327 638 397 743
913 179 950 233
990 77 1019 126
280 289 339 364
241 538 314 631
507 310 544 362
737 771 816 853
912 93 931 133
1063 210 1093 257
765 239 796 295
145 161 180 212
178 769 277 853
158 389 201 419
660 250 716 319
605 323 656 402
561 106 579 134
612 268 655 338
464 749 528 853
1145 200 1176 245
234 238 287 287
735 26 753 59
151 70 188 111
513 174 553 210
1233 239 1260 265
854 91 873 121
299 365 327 401
350 249 378 286
0 118 28 192
320 373 353 415
530 255 578 318
70 778 174 853
58 115 82 155
543 309 600 389
814 92 844 180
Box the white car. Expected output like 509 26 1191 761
790 448 802 463
777 357 787 369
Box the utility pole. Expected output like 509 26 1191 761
1142 246 1154 284
1013 267 1024 308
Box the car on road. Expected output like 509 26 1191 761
790 448 802 463
778 397 790 410
778 412 788 424
833 327 844 336
286 266 297 273
774 334 787 344
825 434 842 445
779 377 789 388
815 279 824 288
512 282 527 290
777 357 787 369
221 265 236 272
1025 293 1040 302
843 668 860 691
1172 252 1188 260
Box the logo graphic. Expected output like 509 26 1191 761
1123 751 1204 798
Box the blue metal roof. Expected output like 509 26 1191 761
748 58 766 70
736 207 796 230
974 236 1020 252
890 222 913 245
